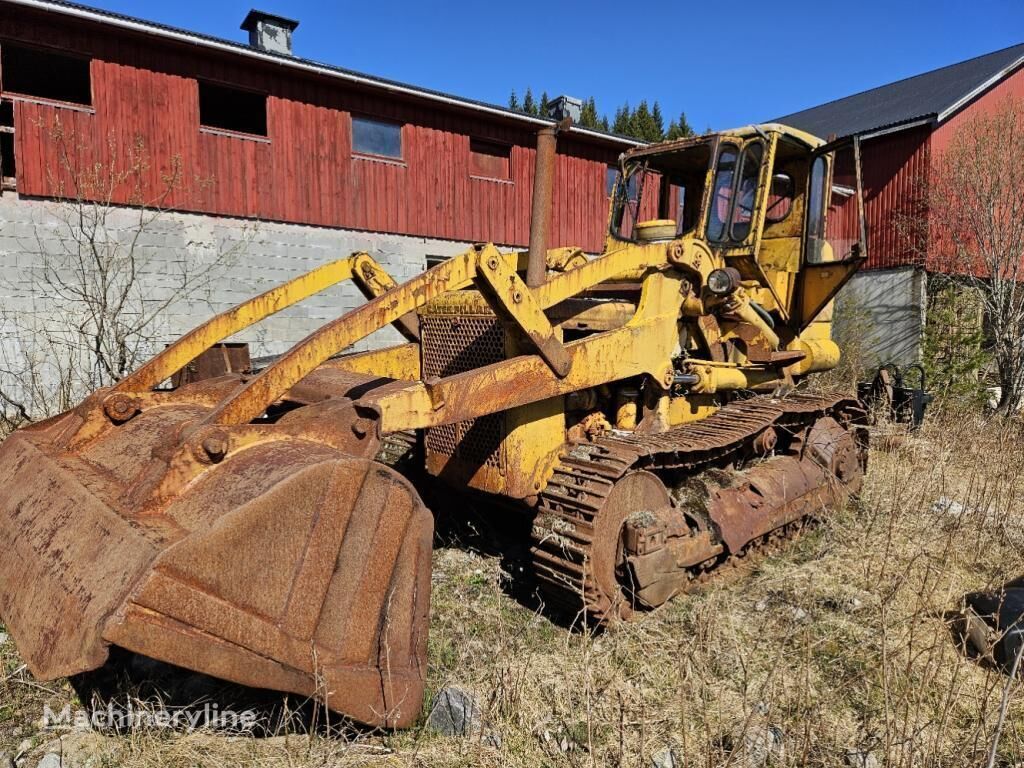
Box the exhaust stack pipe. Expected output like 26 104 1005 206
527 120 569 288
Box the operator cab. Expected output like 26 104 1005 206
606 124 866 332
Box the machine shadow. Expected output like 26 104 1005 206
69 647 379 738
425 477 595 632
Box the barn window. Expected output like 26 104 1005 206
0 43 92 106
470 139 510 180
352 116 402 159
198 81 267 137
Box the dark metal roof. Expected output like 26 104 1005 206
774 43 1024 139
240 10 300 32
3 0 643 148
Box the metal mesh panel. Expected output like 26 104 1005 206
421 314 506 470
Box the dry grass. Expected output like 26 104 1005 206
3 408 1024 767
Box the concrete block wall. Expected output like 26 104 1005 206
0 192 471 412
832 265 927 370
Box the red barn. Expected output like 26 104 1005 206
776 43 1024 368
0 0 639 379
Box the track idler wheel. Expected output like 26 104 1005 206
533 469 723 624
706 416 863 554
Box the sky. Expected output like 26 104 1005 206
81 0 1024 131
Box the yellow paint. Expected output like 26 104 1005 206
323 343 421 381
668 394 719 426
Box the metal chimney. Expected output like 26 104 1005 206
241 10 299 56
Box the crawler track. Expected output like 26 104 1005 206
529 392 866 624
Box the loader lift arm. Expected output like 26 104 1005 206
197 241 677 429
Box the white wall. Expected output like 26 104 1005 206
0 192 471 413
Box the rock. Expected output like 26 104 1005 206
34 734 105 768
845 749 880 768
535 721 577 754
652 746 679 768
426 686 481 737
742 725 784 766
0 751 14 768
932 497 968 517
483 729 502 749
0 631 9 646
791 606 809 622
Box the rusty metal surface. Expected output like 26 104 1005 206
530 393 866 626
527 125 558 288
171 343 251 387
0 402 433 728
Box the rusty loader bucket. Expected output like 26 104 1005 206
0 253 439 728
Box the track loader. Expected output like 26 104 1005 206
0 122 868 728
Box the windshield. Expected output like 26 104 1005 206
707 141 764 243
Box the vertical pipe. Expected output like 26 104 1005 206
527 125 558 288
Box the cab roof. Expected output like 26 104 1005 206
622 123 825 164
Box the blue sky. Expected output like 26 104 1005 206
90 0 1024 130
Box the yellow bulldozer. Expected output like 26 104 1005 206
0 121 868 728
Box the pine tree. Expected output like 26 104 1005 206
523 88 537 116
600 115 610 132
666 111 695 140
539 91 550 116
508 90 520 111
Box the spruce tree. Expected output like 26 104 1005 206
508 90 520 111
632 101 657 142
612 103 631 136
579 97 600 129
651 101 665 141
539 91 550 116
523 88 537 116
666 111 695 140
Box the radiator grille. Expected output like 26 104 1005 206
421 313 506 470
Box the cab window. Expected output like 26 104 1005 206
708 142 763 243
806 156 828 263
730 143 763 240
707 147 737 241
765 172 794 223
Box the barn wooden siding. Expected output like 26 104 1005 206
927 66 1024 274
857 125 931 271
0 5 624 253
